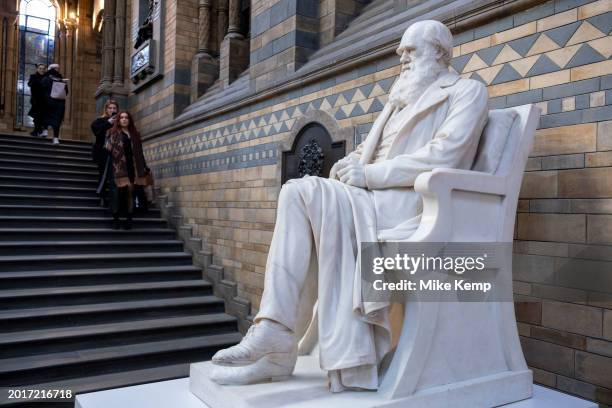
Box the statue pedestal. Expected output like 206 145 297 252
74 366 597 408
188 356 540 408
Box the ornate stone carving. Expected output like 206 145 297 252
297 139 324 178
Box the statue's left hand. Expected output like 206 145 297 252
337 163 367 188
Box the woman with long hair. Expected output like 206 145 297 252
105 111 150 230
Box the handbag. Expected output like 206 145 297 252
50 79 67 100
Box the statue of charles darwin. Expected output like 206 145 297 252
209 20 489 392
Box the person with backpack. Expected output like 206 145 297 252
27 63 47 137
41 63 68 145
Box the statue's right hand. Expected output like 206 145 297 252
330 156 352 180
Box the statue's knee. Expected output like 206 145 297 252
278 182 302 203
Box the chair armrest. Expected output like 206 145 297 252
414 168 507 197
405 169 509 242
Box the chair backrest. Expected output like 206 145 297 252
473 105 540 241
472 109 518 174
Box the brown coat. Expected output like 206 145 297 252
105 129 148 188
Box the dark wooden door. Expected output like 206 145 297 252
282 123 345 184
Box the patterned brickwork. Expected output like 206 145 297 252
143 0 612 403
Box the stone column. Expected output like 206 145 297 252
226 0 243 39
190 0 219 101
198 0 212 55
112 0 126 87
63 22 75 122
101 0 115 87
217 0 228 48
219 0 248 86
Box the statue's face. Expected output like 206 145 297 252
396 27 438 74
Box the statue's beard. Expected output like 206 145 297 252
388 60 445 110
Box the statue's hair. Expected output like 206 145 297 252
401 20 453 66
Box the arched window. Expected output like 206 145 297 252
16 0 57 128
281 123 346 184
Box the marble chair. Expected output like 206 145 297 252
374 103 541 407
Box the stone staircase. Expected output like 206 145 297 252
0 134 242 406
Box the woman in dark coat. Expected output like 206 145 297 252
27 64 47 137
91 100 118 205
105 111 150 230
41 63 67 145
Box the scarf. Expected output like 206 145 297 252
106 129 147 187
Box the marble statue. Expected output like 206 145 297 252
207 19 491 391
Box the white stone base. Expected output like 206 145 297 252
188 357 585 408
76 360 597 408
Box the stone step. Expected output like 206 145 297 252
0 193 101 206
0 215 167 228
0 313 235 347
0 166 98 181
0 184 98 198
0 313 238 370
0 204 160 218
0 332 242 386
0 264 203 290
0 251 191 272
1 157 97 173
0 240 184 256
0 133 91 149
0 142 92 158
0 150 95 165
0 294 223 329
0 280 212 310
0 174 98 188
0 228 177 241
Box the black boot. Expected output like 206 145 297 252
122 216 133 230
112 216 121 230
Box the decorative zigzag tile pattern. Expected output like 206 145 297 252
145 78 394 164
454 13 611 86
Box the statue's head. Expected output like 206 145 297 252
389 20 453 109
397 20 453 71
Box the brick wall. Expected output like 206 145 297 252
142 0 611 403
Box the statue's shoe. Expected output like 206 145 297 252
212 321 296 367
210 349 298 385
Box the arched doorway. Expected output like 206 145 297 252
281 122 346 184
16 0 57 128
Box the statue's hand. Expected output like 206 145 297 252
337 163 367 188
329 156 352 180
